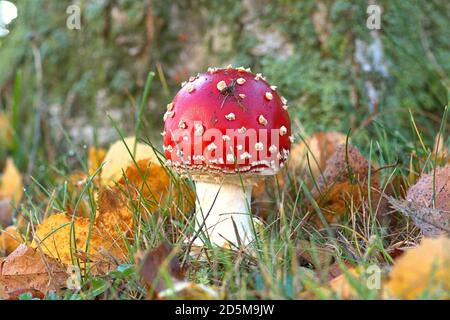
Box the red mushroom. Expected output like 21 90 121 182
163 66 292 247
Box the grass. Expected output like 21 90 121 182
2 69 449 301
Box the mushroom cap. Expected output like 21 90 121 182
163 66 291 181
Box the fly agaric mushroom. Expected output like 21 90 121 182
162 66 291 247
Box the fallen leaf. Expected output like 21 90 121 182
100 137 193 214
116 159 172 211
390 164 450 237
384 236 450 299
0 158 23 204
296 240 335 269
0 199 13 228
328 267 361 299
289 131 346 179
312 144 383 223
137 242 219 300
101 136 160 186
88 145 107 176
95 187 134 237
137 242 185 296
31 212 128 271
406 164 449 212
0 244 68 299
389 197 450 237
0 226 22 256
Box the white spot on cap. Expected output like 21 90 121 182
265 92 273 101
245 67 252 72
189 76 197 82
270 85 277 91
207 142 217 151
237 145 243 151
222 135 231 141
282 105 289 110
258 115 268 126
161 131 166 137
165 160 172 166
289 135 295 143
181 81 187 87
217 80 227 91
280 126 287 136
207 67 217 74
226 64 233 69
236 66 246 72
166 102 174 111
237 126 247 134
226 154 235 162
255 142 264 151
194 123 204 136
281 96 287 105
186 83 195 93
164 145 173 152
254 73 263 80
239 94 246 99
183 136 189 142
269 145 278 153
225 113 236 121
178 120 187 129
236 78 246 85
163 110 175 121
240 152 251 160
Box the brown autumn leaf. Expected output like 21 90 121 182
384 236 450 299
137 242 219 300
0 244 68 299
0 199 13 228
137 242 185 296
0 157 23 204
312 144 383 224
0 226 22 256
406 164 449 212
289 131 346 179
296 240 335 269
389 198 450 237
389 164 450 237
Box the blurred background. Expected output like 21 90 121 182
0 0 448 175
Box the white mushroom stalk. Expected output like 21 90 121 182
0 1 18 37
193 181 254 247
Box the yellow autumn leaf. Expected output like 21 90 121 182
328 267 361 299
88 145 107 176
384 236 450 299
101 136 160 186
31 187 135 268
0 158 23 204
0 226 22 255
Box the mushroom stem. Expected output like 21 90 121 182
193 181 254 247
